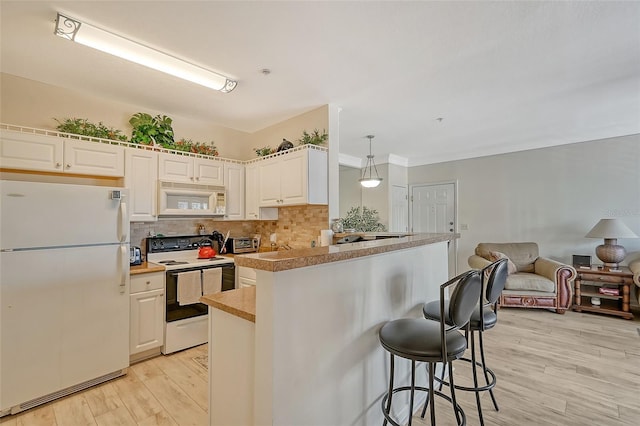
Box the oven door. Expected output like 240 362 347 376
165 263 235 323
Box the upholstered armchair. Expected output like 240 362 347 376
468 242 577 314
628 258 640 306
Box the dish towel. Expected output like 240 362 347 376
202 268 222 295
177 270 202 306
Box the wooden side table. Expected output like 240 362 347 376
573 265 634 319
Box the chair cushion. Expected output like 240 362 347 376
476 242 538 273
423 301 497 331
379 318 467 362
505 272 555 292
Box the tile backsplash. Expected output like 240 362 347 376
130 205 329 254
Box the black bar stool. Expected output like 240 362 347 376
422 258 508 426
378 270 482 426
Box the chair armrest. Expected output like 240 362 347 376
534 257 577 310
629 259 640 286
468 254 491 270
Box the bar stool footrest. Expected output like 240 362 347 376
381 385 466 426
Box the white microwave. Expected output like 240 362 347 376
158 181 226 216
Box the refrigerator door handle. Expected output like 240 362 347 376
119 201 128 243
119 244 127 294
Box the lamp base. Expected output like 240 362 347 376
594 240 626 269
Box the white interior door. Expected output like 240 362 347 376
410 182 457 275
390 185 408 232
410 183 455 233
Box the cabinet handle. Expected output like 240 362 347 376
146 280 151 285
56 162 62 168
66 164 71 168
195 176 199 181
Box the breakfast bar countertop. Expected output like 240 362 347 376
200 286 256 323
233 232 458 272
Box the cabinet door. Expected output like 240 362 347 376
224 163 244 219
245 164 260 219
279 151 307 205
158 153 193 183
125 148 158 222
258 159 282 206
63 139 125 177
195 158 224 185
130 288 164 355
0 130 64 172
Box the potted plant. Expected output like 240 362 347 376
298 128 328 146
129 113 175 147
54 118 128 141
254 146 274 157
341 206 386 232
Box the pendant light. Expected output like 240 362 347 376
359 135 383 188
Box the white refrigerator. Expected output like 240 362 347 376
0 180 130 415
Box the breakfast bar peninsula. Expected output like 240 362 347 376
201 233 458 426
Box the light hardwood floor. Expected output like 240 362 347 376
1 308 639 426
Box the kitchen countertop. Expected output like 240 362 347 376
130 262 165 275
233 232 458 272
200 287 256 323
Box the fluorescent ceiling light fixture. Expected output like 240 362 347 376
359 135 383 188
54 13 237 93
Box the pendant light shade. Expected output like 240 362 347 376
359 135 383 188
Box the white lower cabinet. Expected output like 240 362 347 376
130 272 165 357
237 266 257 288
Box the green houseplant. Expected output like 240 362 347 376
129 113 175 147
341 206 386 232
298 129 328 146
175 138 219 156
254 146 274 157
54 118 128 141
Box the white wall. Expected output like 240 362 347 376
408 134 640 272
0 73 254 160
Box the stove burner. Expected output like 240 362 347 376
158 260 189 266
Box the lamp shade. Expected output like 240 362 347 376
585 219 638 239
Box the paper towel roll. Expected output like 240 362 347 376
320 229 333 247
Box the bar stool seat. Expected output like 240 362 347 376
379 318 468 361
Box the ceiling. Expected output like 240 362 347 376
1 1 639 166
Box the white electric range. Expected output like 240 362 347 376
146 235 235 354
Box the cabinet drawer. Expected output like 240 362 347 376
238 277 256 288
578 273 632 284
131 271 164 293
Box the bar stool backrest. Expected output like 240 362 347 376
485 258 509 305
446 270 482 329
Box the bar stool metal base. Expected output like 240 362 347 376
381 385 466 426
432 329 499 426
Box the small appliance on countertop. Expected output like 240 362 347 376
130 246 142 265
225 236 259 254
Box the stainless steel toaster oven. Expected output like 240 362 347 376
225 237 259 254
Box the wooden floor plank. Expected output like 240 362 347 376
1 306 638 426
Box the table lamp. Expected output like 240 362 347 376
585 218 638 268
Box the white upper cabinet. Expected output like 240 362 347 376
245 163 278 220
0 129 124 177
125 148 158 222
224 162 244 220
158 153 224 185
257 148 328 207
63 139 125 177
